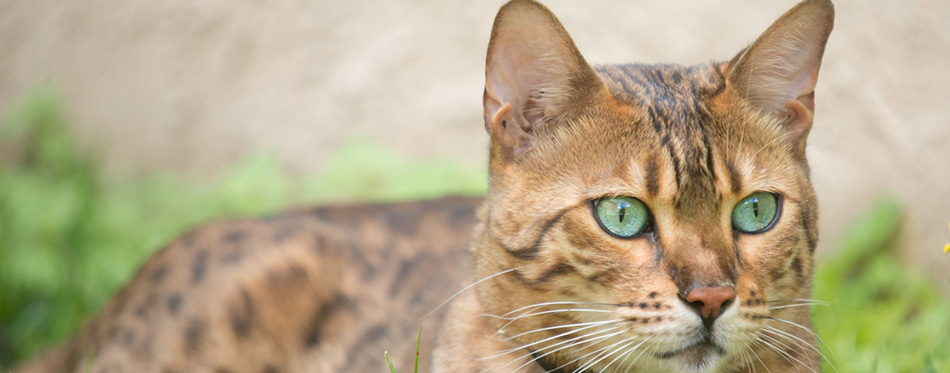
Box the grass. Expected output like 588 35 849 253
1 89 948 371
386 328 422 373
0 88 485 369
812 199 950 372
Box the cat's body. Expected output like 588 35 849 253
18 197 482 372
17 0 833 372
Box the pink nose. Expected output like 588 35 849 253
685 287 736 319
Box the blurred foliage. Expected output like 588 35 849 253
813 199 950 372
1 89 948 371
0 88 485 369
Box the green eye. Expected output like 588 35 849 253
594 196 649 238
732 192 780 233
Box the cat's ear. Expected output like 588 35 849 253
725 0 834 157
484 0 604 158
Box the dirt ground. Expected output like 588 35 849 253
1 0 948 292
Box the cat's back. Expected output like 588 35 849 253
17 196 482 373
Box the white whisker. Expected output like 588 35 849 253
739 347 756 373
503 327 626 373
768 302 827 310
499 300 619 318
480 322 622 361
766 317 838 371
749 339 773 373
484 308 614 322
601 337 650 373
768 298 829 306
573 337 637 373
759 333 816 372
626 338 654 368
543 332 628 373
754 337 797 370
504 319 618 341
422 268 516 320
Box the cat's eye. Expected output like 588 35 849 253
732 192 780 234
593 196 649 238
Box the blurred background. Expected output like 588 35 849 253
0 0 948 371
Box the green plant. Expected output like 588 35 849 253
385 328 422 373
1 89 948 372
0 88 484 369
812 198 950 372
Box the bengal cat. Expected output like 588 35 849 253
16 0 834 372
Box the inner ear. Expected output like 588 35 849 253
487 101 532 158
483 0 604 158
725 0 834 156
781 92 815 154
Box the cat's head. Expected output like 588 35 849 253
475 0 833 371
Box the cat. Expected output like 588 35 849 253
433 0 833 371
15 197 483 372
16 0 833 372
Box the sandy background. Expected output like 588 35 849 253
1 0 948 292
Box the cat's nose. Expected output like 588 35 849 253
684 286 736 320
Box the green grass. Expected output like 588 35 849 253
0 89 485 368
1 89 948 371
386 328 422 373
812 199 950 372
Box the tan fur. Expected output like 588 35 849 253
439 0 832 372
16 198 482 372
18 1 833 372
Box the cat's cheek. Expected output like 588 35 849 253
732 241 780 308
736 222 796 272
715 296 766 346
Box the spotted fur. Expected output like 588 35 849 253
18 1 834 372
436 0 832 372
17 198 481 372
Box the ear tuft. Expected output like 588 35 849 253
725 0 834 155
484 0 603 158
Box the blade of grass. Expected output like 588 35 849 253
385 351 396 373
415 327 422 373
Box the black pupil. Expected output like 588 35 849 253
751 198 760 217
617 200 630 223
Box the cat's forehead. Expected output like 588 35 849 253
595 63 725 109
591 64 730 209
592 63 734 168
536 62 793 215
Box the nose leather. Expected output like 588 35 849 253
685 286 736 319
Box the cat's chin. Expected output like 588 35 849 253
654 338 726 371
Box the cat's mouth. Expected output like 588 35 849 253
655 337 725 363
